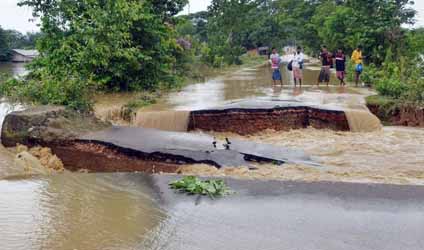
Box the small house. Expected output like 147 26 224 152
11 49 39 63
258 46 269 56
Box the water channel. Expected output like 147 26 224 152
1 61 424 249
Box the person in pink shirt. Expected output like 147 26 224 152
269 48 283 85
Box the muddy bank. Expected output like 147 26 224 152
368 101 424 127
189 105 349 135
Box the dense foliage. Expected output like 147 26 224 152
0 0 190 110
182 0 416 65
169 176 233 198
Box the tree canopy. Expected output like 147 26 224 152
19 0 189 91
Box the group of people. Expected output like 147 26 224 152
269 45 364 87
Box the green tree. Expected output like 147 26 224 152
19 0 188 91
309 0 416 63
2 0 188 110
0 27 11 61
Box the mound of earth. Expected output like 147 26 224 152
15 144 65 175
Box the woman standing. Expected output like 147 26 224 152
292 46 304 87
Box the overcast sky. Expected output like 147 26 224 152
0 0 423 33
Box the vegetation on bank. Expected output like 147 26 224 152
0 0 423 111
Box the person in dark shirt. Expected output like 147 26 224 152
317 46 332 86
334 48 346 86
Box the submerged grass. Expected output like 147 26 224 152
169 176 233 198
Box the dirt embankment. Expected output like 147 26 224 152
367 95 424 127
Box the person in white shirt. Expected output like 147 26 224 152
292 46 304 87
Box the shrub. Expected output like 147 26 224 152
361 63 381 86
402 79 424 104
375 78 408 99
0 75 93 111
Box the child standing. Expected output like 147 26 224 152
269 48 283 85
335 48 346 86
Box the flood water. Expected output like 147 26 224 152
1 60 424 249
94 61 423 186
0 62 28 77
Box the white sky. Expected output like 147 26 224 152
0 0 423 33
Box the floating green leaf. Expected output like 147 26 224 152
169 176 233 198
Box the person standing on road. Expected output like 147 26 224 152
317 46 332 86
269 48 283 85
292 46 304 87
335 48 346 86
351 45 364 86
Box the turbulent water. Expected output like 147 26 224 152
180 126 424 185
134 111 191 132
1 60 424 249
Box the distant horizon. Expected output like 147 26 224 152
0 0 423 33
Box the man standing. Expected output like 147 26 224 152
269 48 283 85
335 48 346 86
317 46 332 86
351 45 363 86
292 46 304 87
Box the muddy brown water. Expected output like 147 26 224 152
93 62 423 186
1 61 424 249
0 62 28 77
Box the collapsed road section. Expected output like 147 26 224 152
1 106 315 173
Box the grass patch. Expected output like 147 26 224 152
169 176 233 198
366 95 396 107
120 92 159 121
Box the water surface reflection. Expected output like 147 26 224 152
0 174 166 250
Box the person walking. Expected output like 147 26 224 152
317 46 332 86
292 46 304 87
334 48 346 86
351 45 364 86
269 48 283 85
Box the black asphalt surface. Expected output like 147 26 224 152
82 126 313 167
139 175 424 250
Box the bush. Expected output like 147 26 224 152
375 78 408 99
402 79 424 104
0 75 93 111
361 63 381 86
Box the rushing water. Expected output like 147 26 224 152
1 60 424 249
